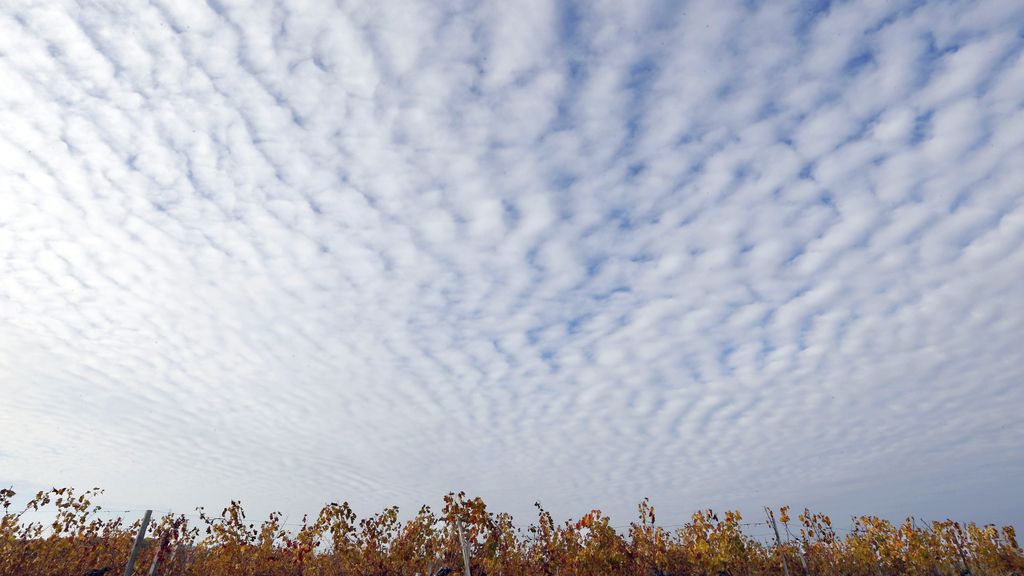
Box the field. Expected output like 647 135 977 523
1 487 1020 576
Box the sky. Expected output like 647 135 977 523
1 0 1023 532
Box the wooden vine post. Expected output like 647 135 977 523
766 507 791 576
456 519 472 576
123 509 153 576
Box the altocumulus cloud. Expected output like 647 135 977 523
1 0 1023 527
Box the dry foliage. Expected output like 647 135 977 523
1 487 1020 576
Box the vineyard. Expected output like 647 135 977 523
1 487 1020 576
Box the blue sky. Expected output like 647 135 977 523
1 0 1023 531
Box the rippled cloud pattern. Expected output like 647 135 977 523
1 0 1023 525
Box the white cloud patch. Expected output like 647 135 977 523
1 0 1023 527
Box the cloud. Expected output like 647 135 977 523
1 0 1023 527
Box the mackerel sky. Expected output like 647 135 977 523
1 0 1023 529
